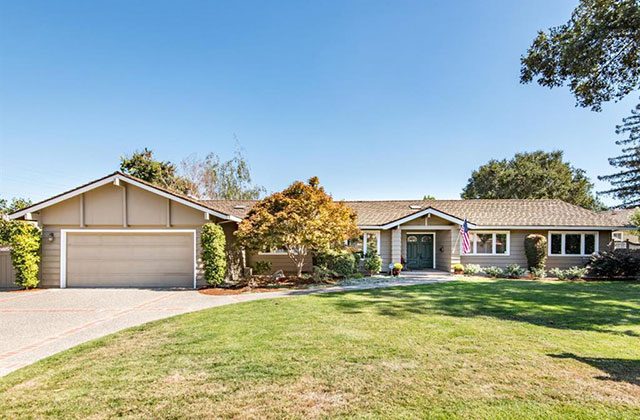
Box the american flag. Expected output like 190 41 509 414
460 219 471 254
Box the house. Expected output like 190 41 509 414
7 172 627 288
608 208 639 248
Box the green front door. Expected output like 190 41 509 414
406 234 434 270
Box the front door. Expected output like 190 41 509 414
406 234 434 270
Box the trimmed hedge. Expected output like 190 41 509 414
201 223 227 286
314 249 357 277
524 234 547 270
10 221 41 289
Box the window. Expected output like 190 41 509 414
258 246 288 255
348 231 380 255
466 231 510 255
612 232 623 241
548 232 599 256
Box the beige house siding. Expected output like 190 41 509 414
402 214 451 226
461 230 613 270
246 252 312 274
0 249 17 289
435 229 452 271
378 230 392 270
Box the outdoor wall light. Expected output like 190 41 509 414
47 232 54 243
439 246 444 253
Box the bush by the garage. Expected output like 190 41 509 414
201 223 227 286
10 221 41 289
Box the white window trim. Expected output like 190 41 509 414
258 247 288 255
612 232 623 241
60 229 197 289
362 230 381 255
463 231 510 256
548 231 599 257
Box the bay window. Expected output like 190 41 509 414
548 232 598 256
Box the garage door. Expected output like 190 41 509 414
65 231 194 288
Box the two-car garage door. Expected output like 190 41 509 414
64 231 195 288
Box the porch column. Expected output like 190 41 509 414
450 226 461 271
391 228 401 265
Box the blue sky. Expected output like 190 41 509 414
0 0 636 206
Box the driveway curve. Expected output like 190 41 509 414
0 277 450 376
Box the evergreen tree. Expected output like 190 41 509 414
599 101 640 207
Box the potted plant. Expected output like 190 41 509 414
392 262 403 277
452 263 464 274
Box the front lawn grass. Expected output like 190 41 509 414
1 279 640 419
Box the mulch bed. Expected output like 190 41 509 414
198 275 338 295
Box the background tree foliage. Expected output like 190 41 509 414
120 148 196 195
0 197 32 246
521 0 640 111
599 101 640 206
235 177 360 277
120 147 263 200
461 151 604 210
180 148 264 199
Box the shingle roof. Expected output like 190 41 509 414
202 199 622 228
607 208 638 227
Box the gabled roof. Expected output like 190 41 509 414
9 172 241 222
204 199 622 229
10 172 624 229
607 208 638 227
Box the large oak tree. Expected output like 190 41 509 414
461 151 604 210
521 0 640 111
235 177 360 277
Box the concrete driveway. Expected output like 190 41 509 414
0 276 451 377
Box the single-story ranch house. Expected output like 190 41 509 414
8 171 630 288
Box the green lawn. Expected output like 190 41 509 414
1 279 640 419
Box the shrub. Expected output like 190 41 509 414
587 250 640 279
549 266 588 280
363 252 382 275
529 267 546 279
452 263 464 273
315 249 357 277
463 264 482 275
312 265 334 282
10 221 41 289
252 260 272 275
201 223 227 286
483 266 504 278
0 218 14 246
524 234 547 270
504 264 526 279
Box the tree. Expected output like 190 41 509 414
0 197 32 215
461 151 604 210
631 208 640 233
599 101 640 206
521 0 640 111
180 148 264 199
422 195 436 200
120 148 196 195
0 197 31 246
235 176 360 277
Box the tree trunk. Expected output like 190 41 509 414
287 247 307 278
